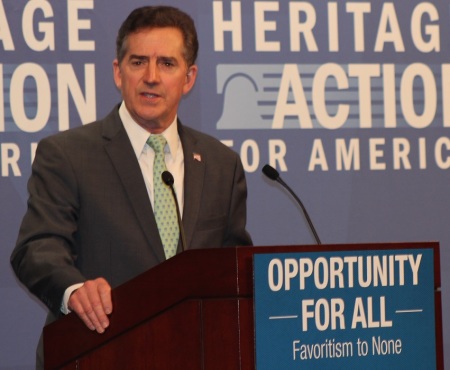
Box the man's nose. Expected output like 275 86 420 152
143 62 160 83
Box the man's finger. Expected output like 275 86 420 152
69 287 97 331
85 280 111 330
97 278 113 315
69 278 113 333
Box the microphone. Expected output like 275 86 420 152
262 164 322 245
162 170 187 252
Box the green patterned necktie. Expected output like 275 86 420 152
147 135 179 259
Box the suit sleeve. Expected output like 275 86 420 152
10 136 86 316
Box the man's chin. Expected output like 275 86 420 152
133 114 172 133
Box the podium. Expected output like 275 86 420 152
44 243 443 369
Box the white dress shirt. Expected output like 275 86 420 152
119 102 184 212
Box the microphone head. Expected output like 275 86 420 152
262 164 279 181
161 171 174 186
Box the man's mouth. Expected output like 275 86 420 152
142 92 160 98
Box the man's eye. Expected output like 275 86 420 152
160 60 175 68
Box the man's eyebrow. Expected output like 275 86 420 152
128 54 149 61
158 56 178 63
127 54 179 63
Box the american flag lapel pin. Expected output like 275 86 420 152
193 153 202 162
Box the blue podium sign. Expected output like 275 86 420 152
254 248 436 369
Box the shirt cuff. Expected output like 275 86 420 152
60 283 85 315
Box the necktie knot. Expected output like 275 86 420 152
147 135 167 154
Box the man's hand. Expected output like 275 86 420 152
68 277 112 333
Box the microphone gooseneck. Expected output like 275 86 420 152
262 164 322 245
161 170 187 252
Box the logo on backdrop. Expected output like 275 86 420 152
211 1 450 173
216 63 447 130
0 0 96 177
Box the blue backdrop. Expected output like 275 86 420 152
1 0 449 368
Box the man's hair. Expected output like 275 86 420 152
116 6 199 67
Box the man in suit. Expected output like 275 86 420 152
10 6 252 368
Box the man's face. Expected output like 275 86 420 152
113 27 197 133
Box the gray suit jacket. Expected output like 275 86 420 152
11 106 252 318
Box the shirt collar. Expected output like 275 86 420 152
119 102 179 158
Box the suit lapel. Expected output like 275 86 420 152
179 123 205 250
102 108 166 263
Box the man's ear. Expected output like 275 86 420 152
112 59 122 90
183 65 198 94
